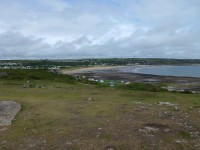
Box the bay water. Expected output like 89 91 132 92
120 65 200 78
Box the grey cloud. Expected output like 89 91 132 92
0 0 199 59
0 32 50 59
0 28 200 59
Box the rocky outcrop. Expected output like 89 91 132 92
0 101 21 126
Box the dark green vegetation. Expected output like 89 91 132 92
71 75 167 92
0 69 74 84
83 78 166 92
83 58 200 66
1 58 200 69
0 69 200 150
118 83 167 92
179 130 192 139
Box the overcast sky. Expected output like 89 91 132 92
0 0 200 59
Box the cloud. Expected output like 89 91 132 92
0 0 199 59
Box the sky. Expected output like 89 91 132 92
0 0 200 59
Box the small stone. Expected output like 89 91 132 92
66 141 72 145
105 145 117 150
175 140 181 143
88 98 92 101
164 128 170 132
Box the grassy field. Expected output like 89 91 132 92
0 70 200 150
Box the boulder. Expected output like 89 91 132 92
0 101 21 126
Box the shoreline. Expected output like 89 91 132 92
62 65 200 92
62 65 200 79
62 65 200 82
62 65 129 75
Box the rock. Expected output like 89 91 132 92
141 123 170 132
88 97 92 101
158 102 178 107
0 101 21 126
175 140 181 143
144 126 159 132
104 145 117 150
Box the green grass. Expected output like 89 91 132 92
179 130 192 139
0 69 200 149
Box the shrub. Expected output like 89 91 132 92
118 82 167 92
0 69 75 84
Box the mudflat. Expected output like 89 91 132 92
63 66 200 93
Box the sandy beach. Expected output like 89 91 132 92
62 65 129 75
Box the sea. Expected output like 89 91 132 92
119 65 200 78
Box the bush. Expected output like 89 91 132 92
180 90 193 94
179 130 192 139
0 69 75 84
118 83 167 92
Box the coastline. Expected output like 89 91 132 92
62 65 129 75
62 65 200 79
62 65 200 82
62 65 200 92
